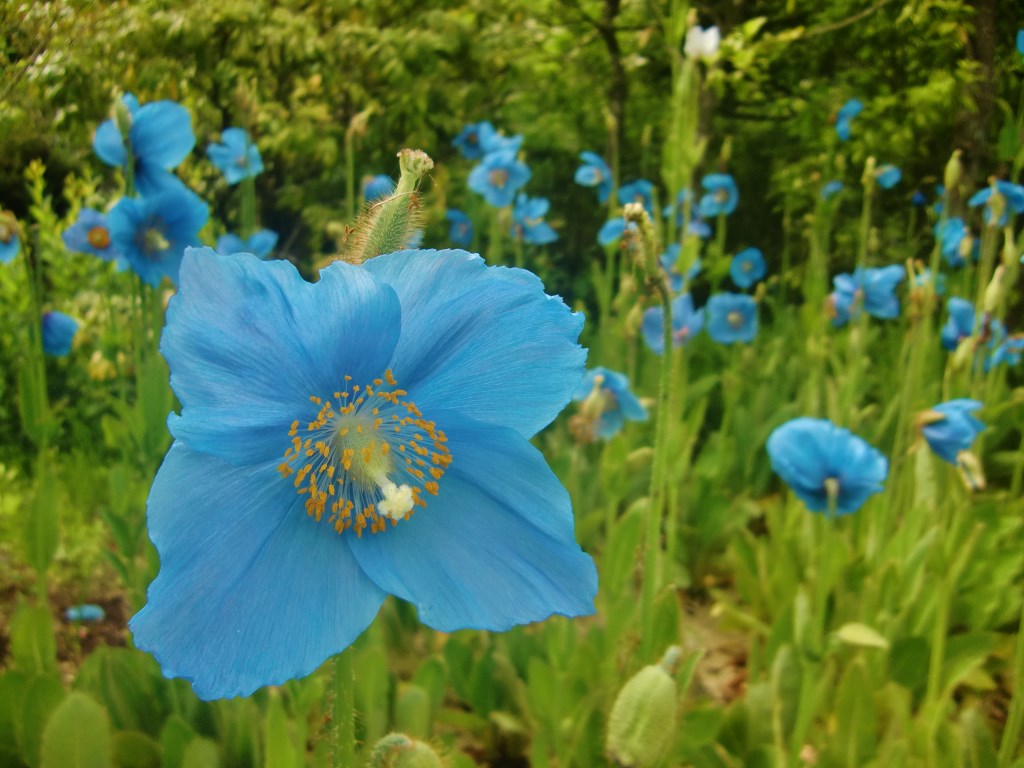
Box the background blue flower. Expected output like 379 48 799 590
729 247 766 289
937 218 972 267
41 311 79 356
821 180 844 200
216 229 278 259
511 194 557 245
571 367 647 438
65 604 105 622
940 297 974 351
0 212 21 264
617 179 654 214
831 265 904 323
642 293 704 354
445 209 473 246
468 150 531 208
875 165 901 189
706 293 757 344
835 98 863 141
598 217 634 247
697 174 739 218
362 174 393 202
574 152 613 203
920 400 984 465
207 128 264 185
62 208 123 264
967 180 1024 225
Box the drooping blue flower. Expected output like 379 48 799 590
207 128 264 185
706 293 757 344
362 174 393 202
597 217 635 247
830 265 905 324
41 311 79 357
986 324 1024 370
766 417 887 515
937 217 973 268
835 98 863 141
62 208 123 265
697 174 739 218
911 190 927 207
642 293 704 354
468 150 531 208
940 297 975 351
729 247 766 289
967 180 1024 226
919 400 985 465
571 367 647 439
0 211 21 264
108 187 209 287
511 194 558 245
216 229 279 260
130 247 597 700
65 604 105 623
658 244 700 292
575 152 613 204
821 180 844 200
875 165 901 189
93 93 195 194
445 209 473 247
617 179 654 215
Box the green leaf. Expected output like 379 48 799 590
180 739 219 768
40 692 112 768
15 674 66 767
24 463 59 579
10 602 57 675
263 692 295 768
836 622 890 650
111 731 161 768
158 715 196 768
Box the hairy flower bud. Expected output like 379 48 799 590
606 647 680 767
369 733 443 768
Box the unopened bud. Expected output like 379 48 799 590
113 97 133 139
624 303 644 340
606 647 680 768
398 149 434 184
956 451 986 492
950 336 975 372
943 150 962 193
1002 227 1018 268
983 266 1004 314
984 178 1005 227
861 157 877 188
626 446 654 473
368 733 443 768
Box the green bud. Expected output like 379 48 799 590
983 266 1004 314
606 647 680 767
950 336 975 372
1001 227 1018 269
626 447 654 473
395 684 432 740
860 156 876 189
113 97 133 138
369 733 444 768
943 149 962 192
623 303 644 340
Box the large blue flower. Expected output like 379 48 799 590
93 94 195 195
216 230 278 260
617 180 654 215
919 400 985 465
706 293 757 344
445 209 473 247
967 180 1024 226
468 150 531 208
575 152 613 204
0 211 21 264
511 194 558 245
697 174 739 218
729 247 766 289
835 98 863 142
571 367 647 439
830 265 904 325
130 247 596 700
767 417 887 515
108 187 209 287
62 208 123 266
940 297 974 351
642 293 704 354
207 128 264 185
41 311 79 357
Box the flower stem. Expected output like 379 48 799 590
333 647 356 768
998 601 1024 765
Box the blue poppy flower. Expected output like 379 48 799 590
642 293 704 354
967 180 1024 226
663 189 691 225
697 174 739 218
1018 29 1024 55
453 122 492 160
129 247 597 700
62 208 123 265
216 229 279 260
207 128 264 185
598 217 636 247
0 211 21 264
986 324 1024 370
830 265 905 324
688 219 712 239
93 93 195 195
575 152 613 204
911 190 927 207
875 165 901 189
65 604 105 623
108 187 209 287
766 417 887 515
510 194 557 245
913 269 946 296
940 297 975 351
468 150 531 208
41 311 79 357
919 400 985 465
445 209 473 247
706 293 757 344
571 367 647 439
617 180 655 214
729 247 766 289
835 98 863 142
360 174 393 203
936 218 973 268
821 180 844 200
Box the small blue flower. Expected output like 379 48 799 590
706 293 757 344
967 180 1024 226
597 217 635 247
830 265 905 324
216 229 279 259
207 128 264 185
1017 29 1024 56
41 311 79 357
362 174 393 202
575 152 613 204
875 165 901 189
767 417 887 515
130 247 596 700
617 180 655 215
452 121 493 160
468 150 531 208
65 604 105 623
108 187 209 287
511 194 558 245
729 247 766 289
940 297 974 351
93 93 195 195
0 211 21 264
821 180 844 200
697 174 739 218
445 209 473 247
986 325 1024 370
688 219 712 239
911 190 927 207
937 218 973 268
835 98 863 142
920 400 985 465
642 293 704 354
913 269 946 296
572 367 647 439
663 189 692 225
62 208 123 265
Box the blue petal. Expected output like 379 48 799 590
247 229 278 258
216 233 247 255
345 412 596 631
131 101 195 170
93 119 127 168
166 249 401 464
362 249 586 439
130 444 386 700
642 306 666 354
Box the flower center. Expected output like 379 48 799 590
278 370 451 537
727 310 744 328
142 225 170 256
0 221 12 243
714 189 729 204
741 260 752 272
489 169 509 188
87 226 111 249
